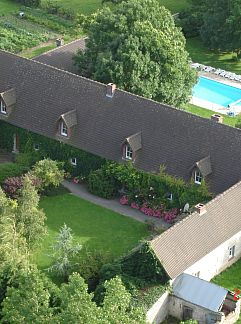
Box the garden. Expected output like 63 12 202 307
212 259 241 323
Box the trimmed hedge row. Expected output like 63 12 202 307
0 163 28 184
87 162 212 209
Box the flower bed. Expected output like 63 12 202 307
119 195 178 223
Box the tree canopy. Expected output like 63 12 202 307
74 0 196 107
179 0 241 59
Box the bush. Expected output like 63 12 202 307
0 163 28 184
177 9 203 38
76 249 112 291
31 159 64 192
15 152 40 168
2 175 41 199
87 168 119 199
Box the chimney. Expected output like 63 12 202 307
194 203 207 216
106 83 116 98
56 38 64 47
211 114 223 123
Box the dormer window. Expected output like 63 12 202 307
125 144 133 160
57 110 77 140
70 158 77 166
194 171 202 184
0 99 6 114
60 121 68 137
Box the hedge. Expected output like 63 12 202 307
87 162 212 210
0 121 105 177
0 163 28 184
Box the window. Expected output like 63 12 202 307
60 121 68 137
166 193 173 201
34 143 40 151
70 158 77 166
193 271 200 278
125 144 133 160
229 246 235 259
194 170 202 184
0 99 6 114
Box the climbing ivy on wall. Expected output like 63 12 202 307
0 121 106 176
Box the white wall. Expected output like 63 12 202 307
146 291 169 324
183 231 241 281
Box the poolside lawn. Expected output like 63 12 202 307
32 194 148 270
183 103 238 128
186 37 241 75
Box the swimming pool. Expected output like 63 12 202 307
192 77 241 108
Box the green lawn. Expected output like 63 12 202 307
183 103 238 128
212 259 241 323
186 37 241 74
0 0 19 14
32 194 148 270
40 0 189 14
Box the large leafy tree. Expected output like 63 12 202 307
200 0 241 59
74 0 196 107
1 268 57 324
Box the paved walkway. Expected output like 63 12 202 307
63 180 169 230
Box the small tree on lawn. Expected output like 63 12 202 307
48 224 82 281
16 175 47 249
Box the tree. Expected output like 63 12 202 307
48 224 82 281
16 175 47 249
181 0 241 59
1 268 57 324
57 273 101 323
74 0 197 107
31 158 64 192
102 276 146 324
0 188 29 271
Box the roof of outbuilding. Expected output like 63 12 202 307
34 38 86 73
150 180 241 279
1 50 241 194
173 274 227 312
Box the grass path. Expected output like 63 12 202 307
32 194 148 270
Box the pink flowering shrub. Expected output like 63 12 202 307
3 175 41 199
130 202 139 209
161 208 178 223
120 195 129 205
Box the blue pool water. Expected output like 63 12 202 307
192 77 241 107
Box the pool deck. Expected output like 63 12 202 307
190 71 241 115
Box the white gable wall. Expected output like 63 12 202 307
183 230 241 281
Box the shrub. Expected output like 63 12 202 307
3 175 41 199
31 159 64 192
0 163 27 184
87 168 119 199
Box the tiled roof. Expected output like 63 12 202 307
150 180 241 279
34 38 86 73
1 50 241 193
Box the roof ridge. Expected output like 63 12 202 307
151 179 241 244
33 37 87 59
1 49 241 134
